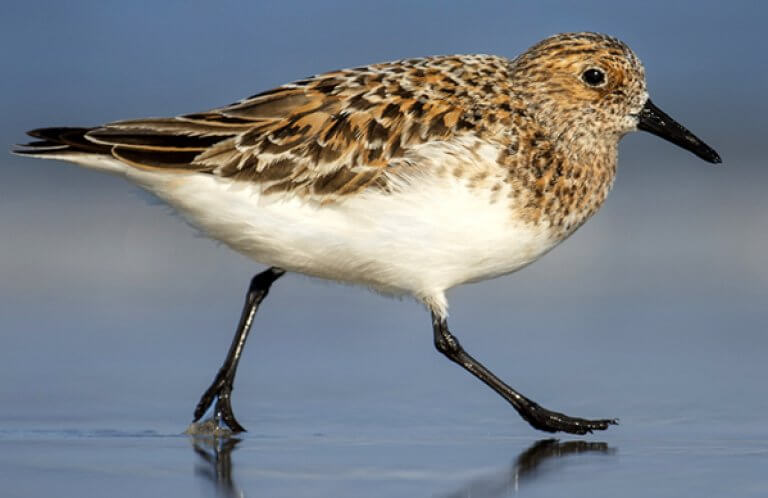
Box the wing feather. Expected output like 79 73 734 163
18 55 518 202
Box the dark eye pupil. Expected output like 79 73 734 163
582 69 605 86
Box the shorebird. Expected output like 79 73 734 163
14 32 721 435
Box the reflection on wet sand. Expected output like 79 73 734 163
189 437 615 497
191 437 243 498
438 439 616 497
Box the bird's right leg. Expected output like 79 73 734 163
192 267 285 433
431 312 617 435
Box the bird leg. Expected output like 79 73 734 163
431 313 617 435
192 267 285 432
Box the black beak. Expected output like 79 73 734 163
637 99 721 164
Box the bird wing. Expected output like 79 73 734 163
18 56 513 202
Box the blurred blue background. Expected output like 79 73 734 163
1 1 766 497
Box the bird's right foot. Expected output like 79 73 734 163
519 402 618 435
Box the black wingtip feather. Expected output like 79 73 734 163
19 127 111 154
112 146 202 170
86 128 224 149
27 127 92 141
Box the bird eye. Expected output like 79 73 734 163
582 68 606 87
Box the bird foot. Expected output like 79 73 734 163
192 374 246 434
520 403 618 435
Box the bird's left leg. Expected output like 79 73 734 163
192 267 285 433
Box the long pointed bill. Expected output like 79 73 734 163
637 99 722 164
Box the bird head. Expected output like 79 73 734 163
511 32 721 163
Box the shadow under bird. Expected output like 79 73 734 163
13 32 721 435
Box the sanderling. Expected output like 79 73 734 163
14 32 721 435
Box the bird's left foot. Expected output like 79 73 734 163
191 373 246 434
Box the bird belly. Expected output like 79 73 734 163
129 169 560 301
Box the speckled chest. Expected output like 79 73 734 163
493 118 619 240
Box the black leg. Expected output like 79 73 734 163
431 313 617 435
192 267 285 432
